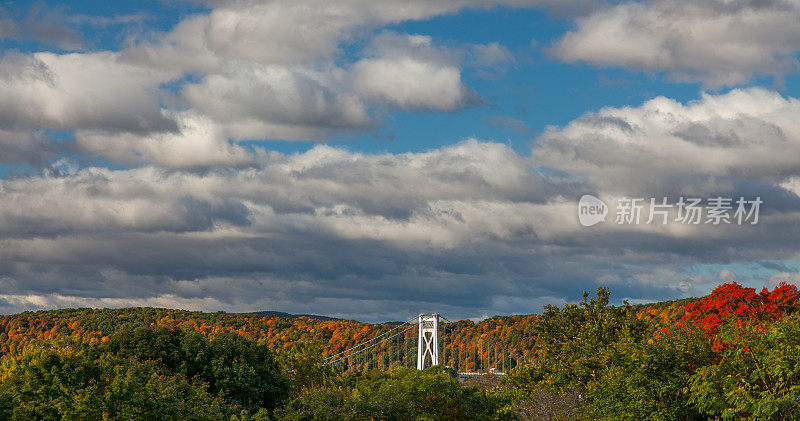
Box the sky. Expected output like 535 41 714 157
1 0 800 321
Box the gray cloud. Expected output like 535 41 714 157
181 65 373 140
0 3 85 51
67 12 151 28
487 116 531 135
0 140 576 319
20 4 85 51
0 19 15 38
0 129 69 167
0 127 799 319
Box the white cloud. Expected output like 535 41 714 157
75 112 257 168
768 272 800 287
123 2 354 71
178 30 473 137
552 0 800 86
471 42 515 67
125 0 567 73
0 292 228 314
0 52 176 133
349 32 470 111
0 139 551 239
352 58 468 111
182 64 372 140
716 268 739 283
0 1 541 165
534 88 800 194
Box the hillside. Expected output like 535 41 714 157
0 307 538 362
246 310 341 321
2 283 800 419
0 295 697 364
0 296 706 363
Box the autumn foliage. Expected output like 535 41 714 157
2 283 800 420
0 307 537 372
680 282 799 338
508 282 800 420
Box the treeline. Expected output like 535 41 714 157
0 327 510 420
4 283 800 419
0 308 538 366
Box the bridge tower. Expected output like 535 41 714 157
417 313 439 370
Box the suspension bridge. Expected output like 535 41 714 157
324 313 526 375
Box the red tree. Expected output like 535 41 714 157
681 282 798 340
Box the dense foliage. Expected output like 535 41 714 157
0 327 288 419
0 308 537 370
280 367 504 421
508 282 800 420
2 282 800 419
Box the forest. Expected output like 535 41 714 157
1 282 799 420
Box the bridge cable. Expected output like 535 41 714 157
324 316 417 363
440 315 527 362
326 323 416 366
441 324 524 373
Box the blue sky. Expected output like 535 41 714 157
0 0 799 320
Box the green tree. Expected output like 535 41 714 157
95 327 290 413
0 347 105 420
279 367 501 421
0 346 227 420
277 342 338 396
579 328 711 420
279 387 353 421
0 328 290 419
508 288 648 395
689 312 800 420
505 287 711 420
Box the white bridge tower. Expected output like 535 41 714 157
417 313 439 370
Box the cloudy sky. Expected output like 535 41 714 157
1 0 800 321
